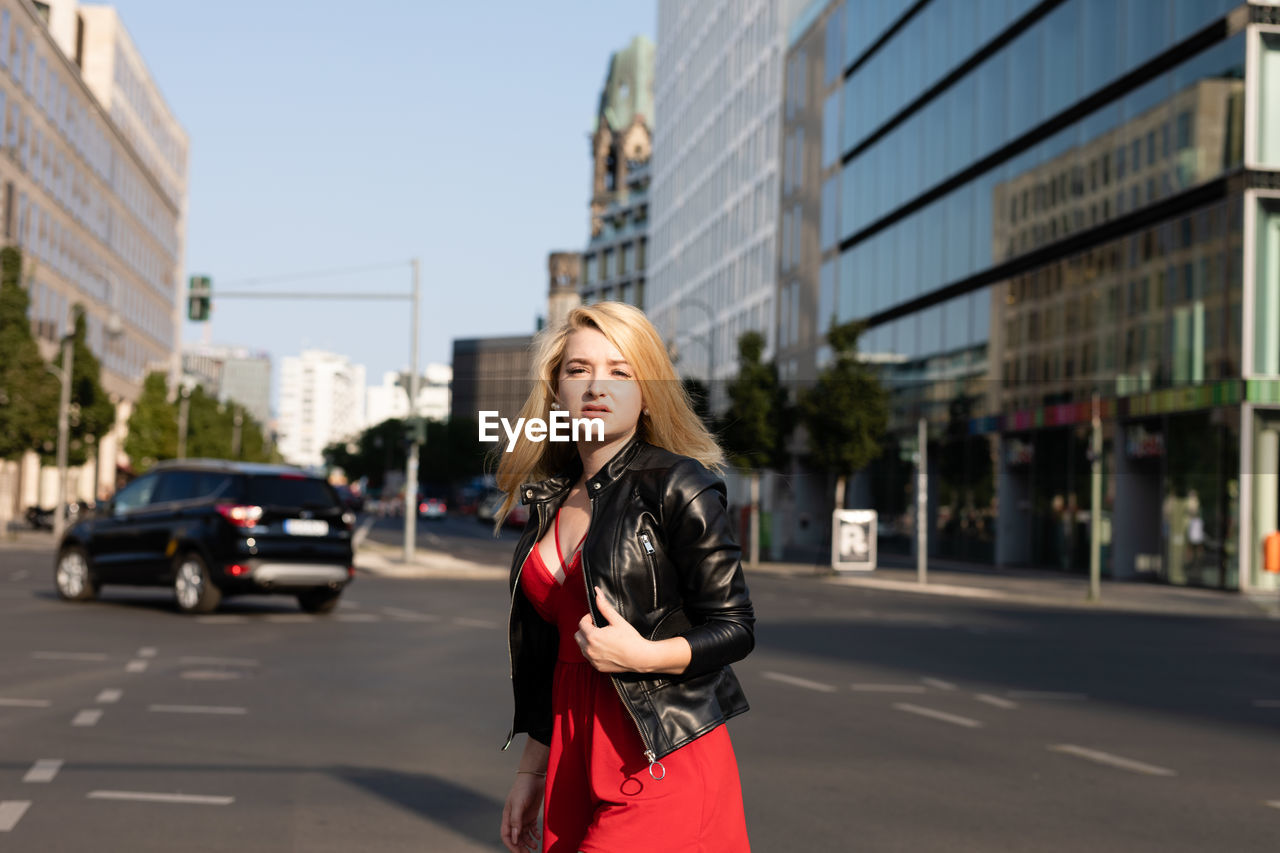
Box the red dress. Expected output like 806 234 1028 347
520 508 750 852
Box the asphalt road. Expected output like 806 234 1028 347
2 530 1279 852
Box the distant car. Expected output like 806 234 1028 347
53 459 356 614
476 490 504 524
476 491 527 528
418 496 447 520
334 484 365 513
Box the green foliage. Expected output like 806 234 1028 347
124 372 177 471
0 246 59 460
799 320 888 476
324 416 488 491
719 331 793 471
124 372 276 472
41 305 117 467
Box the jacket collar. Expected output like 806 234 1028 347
519 431 645 504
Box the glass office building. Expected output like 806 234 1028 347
781 0 1280 592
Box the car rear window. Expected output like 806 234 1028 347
247 476 340 509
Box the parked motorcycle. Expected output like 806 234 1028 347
24 501 94 531
25 506 54 530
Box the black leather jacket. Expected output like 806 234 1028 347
504 433 754 770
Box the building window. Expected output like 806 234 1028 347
1260 33 1280 167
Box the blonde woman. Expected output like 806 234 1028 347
498 302 754 852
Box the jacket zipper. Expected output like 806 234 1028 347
503 500 544 751
587 495 666 781
640 533 658 611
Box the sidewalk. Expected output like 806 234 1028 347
354 538 508 581
748 554 1280 621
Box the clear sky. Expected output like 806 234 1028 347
108 1 656 409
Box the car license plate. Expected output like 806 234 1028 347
284 519 329 536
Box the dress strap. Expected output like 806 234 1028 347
553 507 563 567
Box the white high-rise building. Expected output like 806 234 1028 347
648 0 805 400
364 363 452 428
277 351 366 468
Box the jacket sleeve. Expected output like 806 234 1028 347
662 458 756 677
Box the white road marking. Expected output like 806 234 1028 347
96 689 122 704
180 670 242 681
179 656 259 667
72 709 102 727
975 694 1019 710
453 617 499 630
125 660 149 673
33 651 107 662
1266 800 1280 810
761 671 838 693
10 570 30 581
265 614 315 624
849 683 928 693
195 615 248 624
335 613 380 622
383 608 439 622
1007 690 1088 701
0 801 31 832
922 677 957 691
88 791 234 806
1048 744 1176 777
893 703 983 728
0 698 51 708
136 647 157 658
23 759 63 783
1253 699 1280 708
148 704 247 715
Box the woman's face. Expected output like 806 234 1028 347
556 328 644 444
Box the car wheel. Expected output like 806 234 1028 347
54 546 99 602
174 553 222 614
297 588 341 614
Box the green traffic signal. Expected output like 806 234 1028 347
187 275 211 322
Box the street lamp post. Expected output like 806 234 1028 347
678 297 716 390
403 258 421 563
176 380 194 459
231 407 244 459
50 327 74 543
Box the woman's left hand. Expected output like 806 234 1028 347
575 587 652 673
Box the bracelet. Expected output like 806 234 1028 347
516 770 547 777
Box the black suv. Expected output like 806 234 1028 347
54 459 356 614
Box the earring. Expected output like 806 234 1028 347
550 402 560 410
643 408 650 416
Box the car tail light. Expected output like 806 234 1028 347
347 566 356 579
227 564 250 577
419 502 428 513
216 503 263 528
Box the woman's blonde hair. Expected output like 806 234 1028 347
491 301 724 530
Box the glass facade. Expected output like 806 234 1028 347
780 0 1274 588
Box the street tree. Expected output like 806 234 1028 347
0 246 59 515
798 319 888 512
719 330 792 567
40 305 116 469
124 371 177 471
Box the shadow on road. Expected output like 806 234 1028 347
0 759 506 849
756 603 1280 736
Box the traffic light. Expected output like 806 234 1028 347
187 275 211 322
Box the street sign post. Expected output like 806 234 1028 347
832 509 877 573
